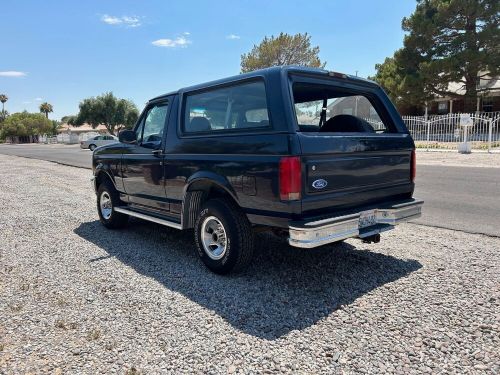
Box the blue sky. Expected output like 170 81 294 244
1 0 416 120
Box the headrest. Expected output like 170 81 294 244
189 117 211 132
321 114 375 133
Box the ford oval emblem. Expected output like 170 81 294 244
312 179 328 189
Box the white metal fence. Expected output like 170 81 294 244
39 132 100 144
403 111 500 152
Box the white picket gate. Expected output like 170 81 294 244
403 111 500 152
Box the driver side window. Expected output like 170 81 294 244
136 102 169 148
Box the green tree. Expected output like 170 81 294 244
74 92 139 135
240 32 326 73
0 111 52 142
39 102 53 118
399 0 500 111
370 54 432 114
0 94 8 123
61 115 76 124
0 94 8 114
0 110 8 123
371 57 402 104
50 120 62 136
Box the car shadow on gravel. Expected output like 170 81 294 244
74 219 422 340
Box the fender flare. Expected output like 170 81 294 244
181 172 239 229
94 164 118 191
183 171 238 202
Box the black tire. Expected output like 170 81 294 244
89 144 96 151
96 181 128 229
194 198 254 274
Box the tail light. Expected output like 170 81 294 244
279 156 301 200
411 149 416 182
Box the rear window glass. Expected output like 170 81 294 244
184 80 270 133
293 83 392 133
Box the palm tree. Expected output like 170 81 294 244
0 94 8 114
39 102 53 119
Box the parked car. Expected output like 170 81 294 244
80 135 118 151
91 66 423 274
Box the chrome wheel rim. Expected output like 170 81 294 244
100 191 112 220
201 216 227 260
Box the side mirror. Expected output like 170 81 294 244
118 130 137 144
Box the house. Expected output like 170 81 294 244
57 123 108 144
427 75 500 115
327 96 375 119
329 76 500 117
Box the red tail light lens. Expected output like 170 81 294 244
279 156 301 200
411 149 416 182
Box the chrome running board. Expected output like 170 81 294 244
114 207 182 230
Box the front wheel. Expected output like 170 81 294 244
194 199 254 274
89 144 96 151
96 181 128 229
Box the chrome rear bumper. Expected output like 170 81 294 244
288 199 423 248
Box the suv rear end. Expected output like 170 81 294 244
280 69 422 248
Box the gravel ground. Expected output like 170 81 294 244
417 150 500 168
0 154 499 374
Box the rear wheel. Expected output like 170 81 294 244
89 144 96 151
194 198 254 274
96 181 128 229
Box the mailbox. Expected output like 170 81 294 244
458 114 473 154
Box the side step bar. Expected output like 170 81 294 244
114 207 182 230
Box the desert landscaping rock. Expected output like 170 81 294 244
0 154 499 374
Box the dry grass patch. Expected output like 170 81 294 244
86 328 102 341
125 367 142 375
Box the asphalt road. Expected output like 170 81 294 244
0 143 91 168
0 143 498 236
413 165 500 236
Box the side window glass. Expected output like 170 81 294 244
137 103 169 148
293 85 390 133
135 118 145 143
184 81 270 133
245 108 269 127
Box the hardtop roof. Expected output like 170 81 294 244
149 65 378 102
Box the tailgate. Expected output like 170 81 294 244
298 133 414 215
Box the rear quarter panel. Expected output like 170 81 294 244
164 133 299 224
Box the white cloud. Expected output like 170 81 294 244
152 35 191 48
101 14 141 28
0 71 27 77
226 34 241 40
35 97 43 101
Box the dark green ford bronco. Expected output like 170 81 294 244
91 66 423 274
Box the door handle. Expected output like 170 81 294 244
152 149 163 157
